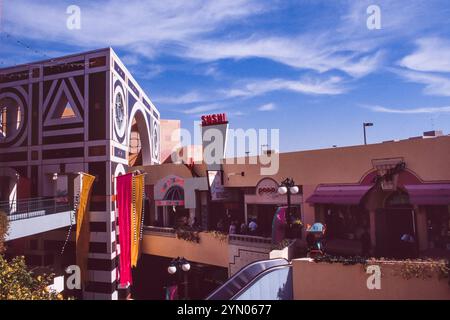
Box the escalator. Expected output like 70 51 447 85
206 258 292 300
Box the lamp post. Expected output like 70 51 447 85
167 257 191 300
363 122 373 145
278 178 299 225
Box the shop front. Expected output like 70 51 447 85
154 175 190 228
306 159 450 258
244 177 303 238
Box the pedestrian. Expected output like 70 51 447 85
248 219 258 235
240 221 247 234
229 221 237 234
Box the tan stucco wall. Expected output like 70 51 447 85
292 259 450 300
134 163 193 184
140 135 450 188
159 119 181 164
138 136 450 256
223 135 450 187
142 232 229 268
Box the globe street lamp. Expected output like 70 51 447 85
167 257 191 299
278 178 299 225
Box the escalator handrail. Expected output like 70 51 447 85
231 264 292 300
206 258 288 300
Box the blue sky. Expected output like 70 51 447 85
1 0 450 153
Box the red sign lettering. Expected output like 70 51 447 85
258 187 277 195
201 113 228 126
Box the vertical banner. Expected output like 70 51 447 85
271 206 287 245
165 285 178 300
75 173 95 285
131 174 145 267
207 170 230 201
117 173 133 286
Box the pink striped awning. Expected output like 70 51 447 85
404 184 450 205
306 184 373 205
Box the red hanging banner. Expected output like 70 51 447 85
117 173 133 286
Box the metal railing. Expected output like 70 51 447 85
229 234 272 245
0 197 73 221
143 225 177 237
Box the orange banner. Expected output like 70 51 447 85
131 174 145 267
75 173 95 285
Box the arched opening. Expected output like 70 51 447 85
378 189 417 258
163 186 184 202
128 109 151 167
155 185 190 228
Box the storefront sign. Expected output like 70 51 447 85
155 175 184 200
372 158 405 191
207 170 230 201
201 113 228 127
258 186 278 195
255 178 282 201
244 177 303 205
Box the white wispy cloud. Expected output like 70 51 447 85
367 105 450 114
4 0 449 107
399 37 450 73
3 0 386 79
156 75 347 107
395 69 450 97
180 103 225 115
155 91 209 104
225 76 348 98
128 64 165 80
4 0 266 49
257 103 276 111
182 36 383 78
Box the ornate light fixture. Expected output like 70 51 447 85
278 178 299 223
167 257 190 274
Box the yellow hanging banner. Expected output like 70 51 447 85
131 174 145 267
75 173 95 285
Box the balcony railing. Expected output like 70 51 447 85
0 197 73 222
143 225 177 237
229 234 272 246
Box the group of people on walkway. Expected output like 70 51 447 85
216 217 259 236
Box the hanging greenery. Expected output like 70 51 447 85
313 255 450 281
176 227 200 243
204 230 228 242
0 212 8 254
271 239 292 251
394 259 449 280
313 254 368 265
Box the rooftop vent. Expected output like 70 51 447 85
423 130 443 138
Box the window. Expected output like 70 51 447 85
0 97 22 139
53 94 76 119
114 92 125 130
